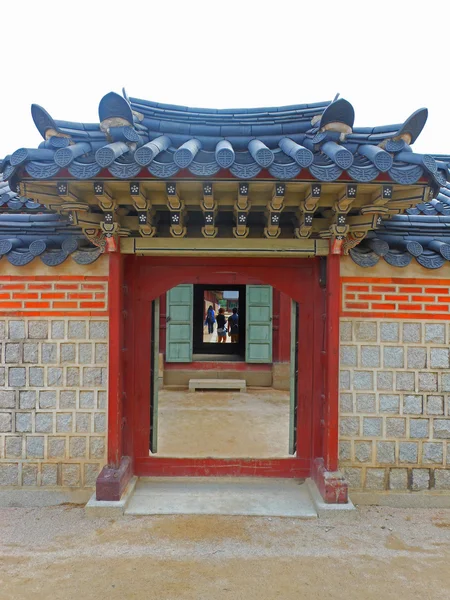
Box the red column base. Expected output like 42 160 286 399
312 458 348 504
96 456 132 501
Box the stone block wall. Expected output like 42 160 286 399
0 266 109 489
339 318 450 492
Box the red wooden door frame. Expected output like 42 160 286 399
120 255 324 478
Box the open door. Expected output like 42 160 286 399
166 284 193 362
289 300 299 455
245 285 272 363
150 298 160 453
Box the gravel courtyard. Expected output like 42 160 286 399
1 505 450 599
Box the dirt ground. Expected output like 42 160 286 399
157 388 290 458
1 506 450 599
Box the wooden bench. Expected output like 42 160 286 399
188 379 246 392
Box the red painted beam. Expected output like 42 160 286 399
134 457 309 478
107 248 124 467
323 251 340 471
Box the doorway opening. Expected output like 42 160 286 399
193 284 246 359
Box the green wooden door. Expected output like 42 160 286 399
245 285 273 363
150 298 160 453
166 284 193 363
289 300 299 455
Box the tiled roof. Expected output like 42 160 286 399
0 90 442 185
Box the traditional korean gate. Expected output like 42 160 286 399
120 255 328 479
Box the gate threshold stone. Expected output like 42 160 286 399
188 379 246 392
124 477 317 518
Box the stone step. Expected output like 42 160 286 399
188 378 246 392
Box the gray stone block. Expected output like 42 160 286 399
380 394 400 413
47 367 63 387
0 322 5 339
41 464 58 486
78 343 92 364
0 367 5 386
340 370 350 390
5 437 22 458
434 470 450 490
42 343 57 364
427 395 444 415
70 437 87 458
418 372 438 392
343 467 362 489
26 436 44 458
365 468 386 490
9 368 26 387
383 346 404 368
48 437 66 458
66 368 80 387
8 320 25 340
89 437 106 459
339 393 353 413
363 417 382 437
407 347 427 369
355 394 376 413
339 441 351 461
23 343 38 364
89 321 108 340
59 391 76 409
395 372 415 392
15 412 32 433
29 367 44 387
430 348 450 369
377 371 394 391
380 322 399 342
83 368 103 386
403 395 423 415
403 323 421 343
35 413 53 433
84 464 100 487
433 420 450 439
425 323 445 344
39 391 56 409
361 346 380 368
79 391 95 409
68 321 86 340
339 416 360 436
97 391 107 410
56 413 73 433
61 344 75 363
376 441 396 464
0 391 16 409
0 464 19 486
94 413 106 433
354 441 372 463
62 464 81 487
354 321 377 342
389 468 408 490
51 321 65 339
5 343 20 363
410 418 429 438
28 321 48 339
76 413 90 433
340 321 352 342
412 468 430 491
353 371 374 391
386 418 406 438
423 442 443 464
399 442 418 463
0 412 12 433
22 464 38 486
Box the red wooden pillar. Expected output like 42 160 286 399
323 251 340 471
312 246 348 503
96 244 132 501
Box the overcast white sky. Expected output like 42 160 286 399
1 0 448 157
